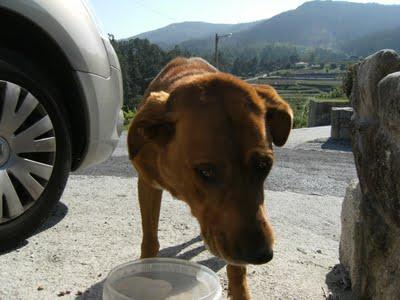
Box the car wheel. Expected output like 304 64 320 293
0 50 71 251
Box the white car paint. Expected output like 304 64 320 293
2 0 111 77
0 0 124 169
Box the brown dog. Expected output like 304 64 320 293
128 57 293 299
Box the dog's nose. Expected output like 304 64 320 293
242 246 273 265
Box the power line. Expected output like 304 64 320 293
132 0 179 23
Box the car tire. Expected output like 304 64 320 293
0 49 71 251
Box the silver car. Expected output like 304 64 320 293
0 0 123 249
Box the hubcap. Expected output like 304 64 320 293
0 137 10 167
0 81 56 224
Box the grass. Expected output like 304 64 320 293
123 109 136 130
312 97 349 103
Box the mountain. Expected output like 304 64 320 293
342 27 400 56
181 1 400 52
130 21 261 49
234 1 400 48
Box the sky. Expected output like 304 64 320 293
89 0 400 39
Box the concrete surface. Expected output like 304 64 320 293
283 126 331 149
331 107 353 140
0 127 357 299
307 101 349 128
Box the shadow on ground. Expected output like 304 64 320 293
297 137 352 152
73 156 137 178
158 235 226 273
77 236 226 299
158 236 202 258
76 279 104 300
321 138 352 152
325 264 353 299
0 202 68 255
37 201 69 233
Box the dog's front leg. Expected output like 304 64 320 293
227 265 251 300
138 177 162 258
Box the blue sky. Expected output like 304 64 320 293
89 0 400 39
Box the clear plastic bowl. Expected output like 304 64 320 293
103 258 222 300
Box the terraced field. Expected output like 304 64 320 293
249 73 345 128
255 77 341 100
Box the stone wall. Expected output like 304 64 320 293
307 100 348 127
339 49 400 299
331 107 353 140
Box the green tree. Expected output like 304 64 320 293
112 38 190 110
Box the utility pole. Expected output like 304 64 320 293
214 34 219 69
214 33 232 69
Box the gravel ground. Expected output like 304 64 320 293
77 130 357 198
269 144 356 197
0 127 356 299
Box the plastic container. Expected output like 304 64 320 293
103 258 222 300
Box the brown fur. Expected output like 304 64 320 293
128 57 293 300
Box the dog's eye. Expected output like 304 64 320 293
253 157 272 176
195 164 217 183
255 159 270 170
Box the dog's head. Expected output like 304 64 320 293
129 73 293 265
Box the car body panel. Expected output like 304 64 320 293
75 67 123 169
0 0 124 169
0 0 111 77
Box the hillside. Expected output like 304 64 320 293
134 1 400 54
130 21 260 49
342 27 400 57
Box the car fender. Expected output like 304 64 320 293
0 0 110 78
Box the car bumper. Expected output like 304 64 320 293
74 67 123 171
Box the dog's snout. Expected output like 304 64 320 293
242 245 273 265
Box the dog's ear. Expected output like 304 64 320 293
253 84 293 147
127 91 174 159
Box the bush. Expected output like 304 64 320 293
317 87 345 99
287 98 310 128
123 109 136 127
124 95 143 111
342 64 356 97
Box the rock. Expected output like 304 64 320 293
351 50 400 120
378 72 400 137
339 180 362 288
339 49 400 299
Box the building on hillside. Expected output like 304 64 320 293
294 61 308 69
310 64 322 69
